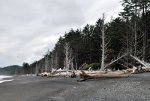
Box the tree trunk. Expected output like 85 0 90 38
101 13 105 70
130 55 147 67
77 71 129 82
64 42 73 70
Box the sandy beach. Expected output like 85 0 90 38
0 73 149 101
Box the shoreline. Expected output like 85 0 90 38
0 73 149 101
0 75 13 84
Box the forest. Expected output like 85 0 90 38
0 65 22 75
22 0 150 74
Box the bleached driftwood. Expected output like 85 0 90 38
122 68 133 73
104 54 150 70
132 66 143 74
64 71 77 78
77 71 129 82
105 53 128 69
130 55 147 67
143 68 150 72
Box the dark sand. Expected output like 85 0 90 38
0 73 150 101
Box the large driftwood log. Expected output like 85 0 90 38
77 71 129 82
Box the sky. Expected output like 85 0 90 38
0 0 123 67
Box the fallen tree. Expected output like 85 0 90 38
77 71 129 82
130 55 149 67
105 53 129 69
104 53 150 73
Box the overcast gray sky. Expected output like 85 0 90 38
0 0 123 67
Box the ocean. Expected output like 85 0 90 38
0 75 13 83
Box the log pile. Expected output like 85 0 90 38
40 65 149 82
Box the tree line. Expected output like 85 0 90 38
23 0 150 74
0 65 22 75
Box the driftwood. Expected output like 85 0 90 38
122 68 150 74
70 72 77 78
105 53 128 69
77 71 129 82
48 75 59 77
132 68 150 74
130 55 147 67
104 54 150 74
132 66 143 74
122 69 133 73
41 72 50 77
143 68 150 72
64 72 77 78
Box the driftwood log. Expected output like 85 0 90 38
122 68 150 74
70 72 77 78
132 68 150 74
64 72 77 78
77 71 129 82
143 68 150 72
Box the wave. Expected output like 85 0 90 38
0 75 13 84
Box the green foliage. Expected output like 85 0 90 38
22 62 30 74
106 18 127 59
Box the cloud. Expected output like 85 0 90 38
0 0 122 67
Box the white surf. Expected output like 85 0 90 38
0 75 13 83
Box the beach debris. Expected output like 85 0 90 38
132 67 150 74
63 71 77 78
77 70 129 82
132 65 143 74
70 72 77 78
41 72 50 77
143 68 150 72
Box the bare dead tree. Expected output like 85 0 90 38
101 13 108 70
64 42 74 70
134 3 138 56
64 43 69 70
